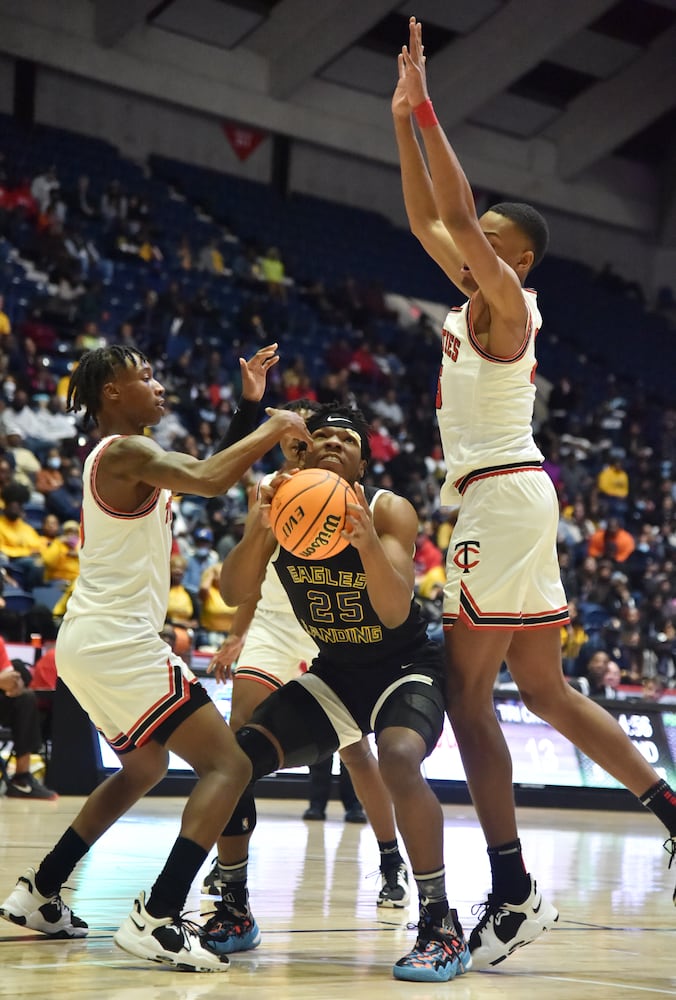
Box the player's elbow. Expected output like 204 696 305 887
379 600 411 630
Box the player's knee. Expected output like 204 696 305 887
377 734 423 788
236 725 280 782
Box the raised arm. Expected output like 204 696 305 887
398 17 528 343
212 343 280 453
392 48 464 290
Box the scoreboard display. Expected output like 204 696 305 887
88 677 676 808
421 695 676 792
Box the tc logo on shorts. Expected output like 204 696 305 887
453 540 480 574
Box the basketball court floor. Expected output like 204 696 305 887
1 795 674 999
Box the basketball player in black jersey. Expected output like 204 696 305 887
209 403 472 984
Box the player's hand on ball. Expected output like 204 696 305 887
343 482 376 549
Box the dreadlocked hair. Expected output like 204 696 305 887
307 401 372 463
67 345 149 427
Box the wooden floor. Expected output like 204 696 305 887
1 795 674 999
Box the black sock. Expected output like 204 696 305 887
414 866 448 925
35 827 89 898
488 839 530 903
146 836 207 919
639 780 676 837
378 838 403 873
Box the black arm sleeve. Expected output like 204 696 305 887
213 397 260 453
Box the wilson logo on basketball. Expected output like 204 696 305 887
298 513 343 558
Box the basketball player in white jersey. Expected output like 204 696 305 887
392 15 676 969
199 402 410 957
0 344 311 973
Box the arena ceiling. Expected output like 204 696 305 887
2 0 676 243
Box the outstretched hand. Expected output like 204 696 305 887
240 343 280 403
399 16 429 110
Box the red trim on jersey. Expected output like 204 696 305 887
233 665 288 692
90 436 162 520
453 462 543 496
466 295 532 364
106 660 195 751
442 582 570 631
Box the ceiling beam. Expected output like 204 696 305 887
427 0 616 129
244 0 399 100
546 23 676 180
93 0 157 48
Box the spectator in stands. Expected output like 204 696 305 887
0 633 57 798
0 294 10 338
30 166 60 215
414 521 444 583
42 519 80 585
259 247 289 302
584 650 620 699
6 389 48 459
0 482 47 589
166 554 198 631
66 175 96 219
197 237 226 276
197 561 237 651
35 448 82 523
182 526 219 601
588 517 636 564
597 449 630 521
559 495 596 538
99 179 127 227
561 599 588 676
231 244 263 288
176 234 193 271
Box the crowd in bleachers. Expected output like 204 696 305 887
0 113 674 699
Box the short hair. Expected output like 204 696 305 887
1 482 30 506
488 202 549 267
67 345 149 427
282 397 321 416
305 401 372 464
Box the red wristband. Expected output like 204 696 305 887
414 99 439 129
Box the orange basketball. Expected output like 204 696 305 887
269 468 358 560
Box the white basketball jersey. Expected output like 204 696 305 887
436 288 544 505
64 435 173 631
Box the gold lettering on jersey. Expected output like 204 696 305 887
286 566 367 589
441 329 460 361
300 619 383 644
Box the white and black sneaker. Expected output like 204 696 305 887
469 875 558 969
0 867 88 937
201 857 221 897
665 836 675 906
114 891 229 972
377 863 410 908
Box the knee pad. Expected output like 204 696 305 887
236 725 281 782
221 785 257 838
248 681 339 770
375 680 445 756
